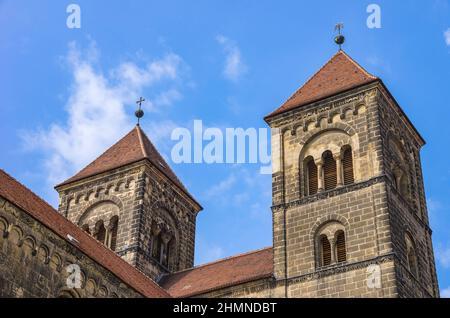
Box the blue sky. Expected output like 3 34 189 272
1 0 450 296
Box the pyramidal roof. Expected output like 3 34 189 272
266 50 378 118
57 125 194 202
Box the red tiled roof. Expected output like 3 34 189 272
56 126 200 207
0 169 170 298
159 247 273 297
266 50 378 119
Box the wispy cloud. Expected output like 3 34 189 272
436 244 450 268
202 166 271 220
22 40 186 190
196 239 225 265
441 287 450 298
216 35 247 82
444 28 450 46
203 173 237 199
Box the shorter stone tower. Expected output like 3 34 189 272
55 125 202 281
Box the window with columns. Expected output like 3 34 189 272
316 222 347 268
304 145 354 196
82 216 119 251
150 219 175 268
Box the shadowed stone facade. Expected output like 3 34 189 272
56 160 201 282
0 196 142 298
264 80 439 298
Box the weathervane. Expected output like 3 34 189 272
334 23 345 50
135 97 145 126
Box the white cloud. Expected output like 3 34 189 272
22 41 186 188
441 287 450 298
203 173 237 199
216 35 247 82
444 28 450 46
437 245 450 268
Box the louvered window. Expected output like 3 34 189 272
323 151 337 190
320 235 332 266
343 148 354 185
336 231 347 263
307 159 318 195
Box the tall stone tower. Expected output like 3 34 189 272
55 125 202 281
265 50 439 297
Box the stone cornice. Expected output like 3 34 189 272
284 253 395 284
272 176 386 211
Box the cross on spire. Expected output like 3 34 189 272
135 97 145 126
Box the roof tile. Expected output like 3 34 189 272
56 126 197 206
159 247 273 297
266 50 378 118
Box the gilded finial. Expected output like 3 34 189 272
334 23 345 50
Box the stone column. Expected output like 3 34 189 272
317 159 324 192
335 153 343 187
330 236 336 264
161 231 173 266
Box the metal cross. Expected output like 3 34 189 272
135 97 145 125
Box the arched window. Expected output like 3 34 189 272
108 216 118 251
320 235 332 266
335 230 347 263
94 220 106 244
323 151 337 190
405 233 418 277
342 147 354 185
306 157 318 195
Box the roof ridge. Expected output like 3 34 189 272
55 127 136 187
136 125 149 158
0 169 57 213
283 50 342 105
178 272 273 298
166 247 272 275
339 50 377 79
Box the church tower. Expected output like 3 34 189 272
265 50 439 297
55 125 202 281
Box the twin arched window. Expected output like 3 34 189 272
82 216 118 251
305 146 354 196
317 224 347 267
